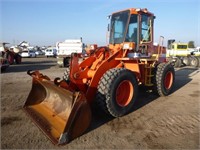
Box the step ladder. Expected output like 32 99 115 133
144 64 154 86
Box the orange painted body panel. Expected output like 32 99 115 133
67 44 163 102
68 40 166 99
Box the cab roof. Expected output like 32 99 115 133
112 8 154 16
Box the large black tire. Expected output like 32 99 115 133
63 67 70 83
174 57 182 68
190 57 199 67
95 68 138 117
63 58 70 67
182 56 191 66
153 63 175 96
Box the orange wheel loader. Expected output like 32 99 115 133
23 8 175 145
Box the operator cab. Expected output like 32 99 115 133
109 8 155 57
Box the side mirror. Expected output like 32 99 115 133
107 15 111 19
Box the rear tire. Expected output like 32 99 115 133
182 56 191 66
174 57 181 68
96 68 138 117
191 57 199 67
153 63 175 96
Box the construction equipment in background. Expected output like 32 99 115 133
0 55 9 72
56 38 84 67
166 40 199 67
23 8 175 145
0 42 22 65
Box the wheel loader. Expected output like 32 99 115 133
23 8 175 145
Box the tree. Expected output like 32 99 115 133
188 41 195 48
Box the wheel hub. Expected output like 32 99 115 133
164 71 173 90
116 80 134 107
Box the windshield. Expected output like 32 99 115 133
109 10 129 44
125 14 138 43
141 15 152 42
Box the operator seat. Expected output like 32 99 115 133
131 28 137 44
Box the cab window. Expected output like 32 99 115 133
141 15 151 42
125 14 138 43
109 10 129 44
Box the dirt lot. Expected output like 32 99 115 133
1 56 200 149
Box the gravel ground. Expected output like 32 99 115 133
1 56 200 149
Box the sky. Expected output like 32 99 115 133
0 0 200 47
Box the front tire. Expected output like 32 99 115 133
96 68 138 117
153 63 175 96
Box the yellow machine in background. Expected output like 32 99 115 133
167 42 199 67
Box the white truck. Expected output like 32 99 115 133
56 38 84 67
191 47 200 55
45 47 57 57
190 47 200 67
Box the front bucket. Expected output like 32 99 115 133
23 78 91 145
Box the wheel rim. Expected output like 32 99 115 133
116 80 134 107
191 59 197 66
164 71 173 89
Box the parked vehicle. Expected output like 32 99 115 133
45 47 57 57
166 42 200 67
190 47 200 56
56 38 84 67
21 50 36 58
0 43 22 64
35 50 44 55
